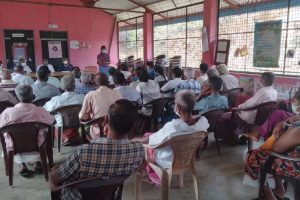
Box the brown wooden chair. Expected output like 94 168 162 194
50 104 82 153
144 97 174 131
33 98 51 107
231 101 278 150
85 66 97 74
201 109 227 154
136 131 207 200
0 101 14 114
258 151 300 200
0 122 54 186
221 87 244 108
80 117 105 143
50 175 129 200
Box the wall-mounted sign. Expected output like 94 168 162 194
48 41 62 58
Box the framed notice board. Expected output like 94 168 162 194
214 39 230 65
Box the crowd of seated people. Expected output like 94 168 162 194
2 57 299 200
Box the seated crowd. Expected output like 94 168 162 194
0 58 298 200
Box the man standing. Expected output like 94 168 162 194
97 45 110 76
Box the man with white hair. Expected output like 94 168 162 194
11 65 34 85
44 75 85 145
75 72 96 95
133 90 209 184
216 64 239 91
175 68 201 94
0 84 54 176
0 69 18 91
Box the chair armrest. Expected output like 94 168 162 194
271 151 300 162
80 117 104 126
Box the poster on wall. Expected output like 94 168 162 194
253 20 282 68
48 41 62 58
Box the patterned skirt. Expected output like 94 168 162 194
245 148 300 181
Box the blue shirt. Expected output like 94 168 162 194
75 84 96 95
147 68 156 80
194 94 228 112
176 79 201 94
59 64 74 71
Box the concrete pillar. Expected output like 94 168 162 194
143 12 153 62
202 0 218 67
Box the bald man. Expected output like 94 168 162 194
79 73 122 139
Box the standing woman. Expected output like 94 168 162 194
97 45 110 76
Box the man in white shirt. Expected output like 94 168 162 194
19 58 32 73
217 64 239 91
11 65 34 85
44 75 84 145
37 58 55 73
196 63 208 85
120 63 131 80
32 66 61 100
133 90 209 172
0 69 18 91
113 72 141 103
161 67 184 94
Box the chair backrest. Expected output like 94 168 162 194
253 101 278 125
201 109 226 132
0 101 14 114
147 98 172 118
51 104 82 129
33 98 51 107
52 175 129 200
169 56 181 68
0 122 52 154
221 87 244 108
169 131 207 171
85 66 97 74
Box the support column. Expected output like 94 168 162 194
202 0 218 67
143 12 153 62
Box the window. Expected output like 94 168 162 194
153 4 203 68
218 0 300 76
118 17 144 60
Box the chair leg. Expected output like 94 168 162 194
154 118 158 132
161 171 170 200
247 138 253 151
214 131 221 154
58 128 62 153
191 168 199 200
294 181 300 200
52 126 55 148
177 174 184 188
8 150 14 186
258 169 268 199
135 168 143 200
39 146 49 181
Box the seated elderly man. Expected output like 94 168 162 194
75 72 96 95
32 66 61 100
0 69 18 91
79 73 122 139
38 65 60 88
72 67 81 87
11 65 34 85
44 75 85 145
0 85 18 105
0 84 54 176
217 64 239 91
113 71 141 103
175 68 201 95
133 90 209 184
194 76 228 113
50 100 144 200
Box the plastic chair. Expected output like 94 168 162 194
33 98 51 107
201 109 227 154
258 151 300 200
231 101 278 150
50 175 129 200
221 87 244 108
0 122 54 186
80 117 105 143
0 101 14 114
136 131 207 200
85 66 97 74
145 97 174 131
50 104 82 153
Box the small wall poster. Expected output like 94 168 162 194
48 41 62 58
253 20 282 68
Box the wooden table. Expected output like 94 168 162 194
28 72 72 79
